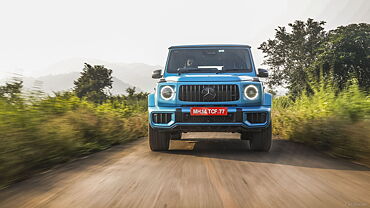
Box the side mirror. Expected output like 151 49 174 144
257 68 268 78
152 69 162 79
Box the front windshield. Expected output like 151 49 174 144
167 48 253 73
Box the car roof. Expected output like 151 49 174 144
169 44 251 49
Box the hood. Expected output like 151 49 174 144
165 74 256 82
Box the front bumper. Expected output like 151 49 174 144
148 106 271 131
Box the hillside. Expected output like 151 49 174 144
1 58 160 94
2 72 136 95
44 58 160 92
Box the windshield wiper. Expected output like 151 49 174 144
177 67 219 74
220 68 249 73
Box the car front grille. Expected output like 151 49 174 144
152 113 172 124
179 84 239 102
246 112 267 124
181 113 236 123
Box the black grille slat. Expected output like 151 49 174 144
186 85 189 101
226 85 228 101
230 85 234 100
181 85 185 100
234 85 236 100
229 85 232 100
221 85 224 102
220 85 223 102
190 85 193 101
198 85 201 101
179 85 239 102
228 86 230 100
231 86 233 100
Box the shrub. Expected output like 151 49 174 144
0 90 148 188
273 78 370 166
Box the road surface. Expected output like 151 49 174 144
0 133 369 208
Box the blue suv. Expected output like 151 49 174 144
148 45 272 151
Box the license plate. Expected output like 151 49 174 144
190 107 228 116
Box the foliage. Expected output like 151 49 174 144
106 87 149 113
272 78 370 166
0 79 23 102
259 18 327 96
74 63 113 103
313 23 370 91
0 84 148 188
126 87 149 99
260 19 369 96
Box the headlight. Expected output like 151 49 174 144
160 86 175 100
244 85 258 100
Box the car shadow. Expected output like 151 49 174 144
165 138 370 171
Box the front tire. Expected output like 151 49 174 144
149 126 170 151
250 123 272 152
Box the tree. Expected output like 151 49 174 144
313 23 370 91
125 87 149 100
259 18 327 96
126 87 136 98
0 79 23 101
74 63 113 103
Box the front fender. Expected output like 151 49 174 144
262 93 272 107
148 93 155 107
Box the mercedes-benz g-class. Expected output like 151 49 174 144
148 45 272 151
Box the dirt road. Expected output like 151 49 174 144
0 133 369 208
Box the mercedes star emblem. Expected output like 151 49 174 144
201 87 216 101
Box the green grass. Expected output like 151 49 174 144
273 78 370 166
0 92 148 188
1 76 369 187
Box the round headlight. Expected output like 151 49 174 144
244 85 258 100
160 86 174 100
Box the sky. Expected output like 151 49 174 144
0 0 369 78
